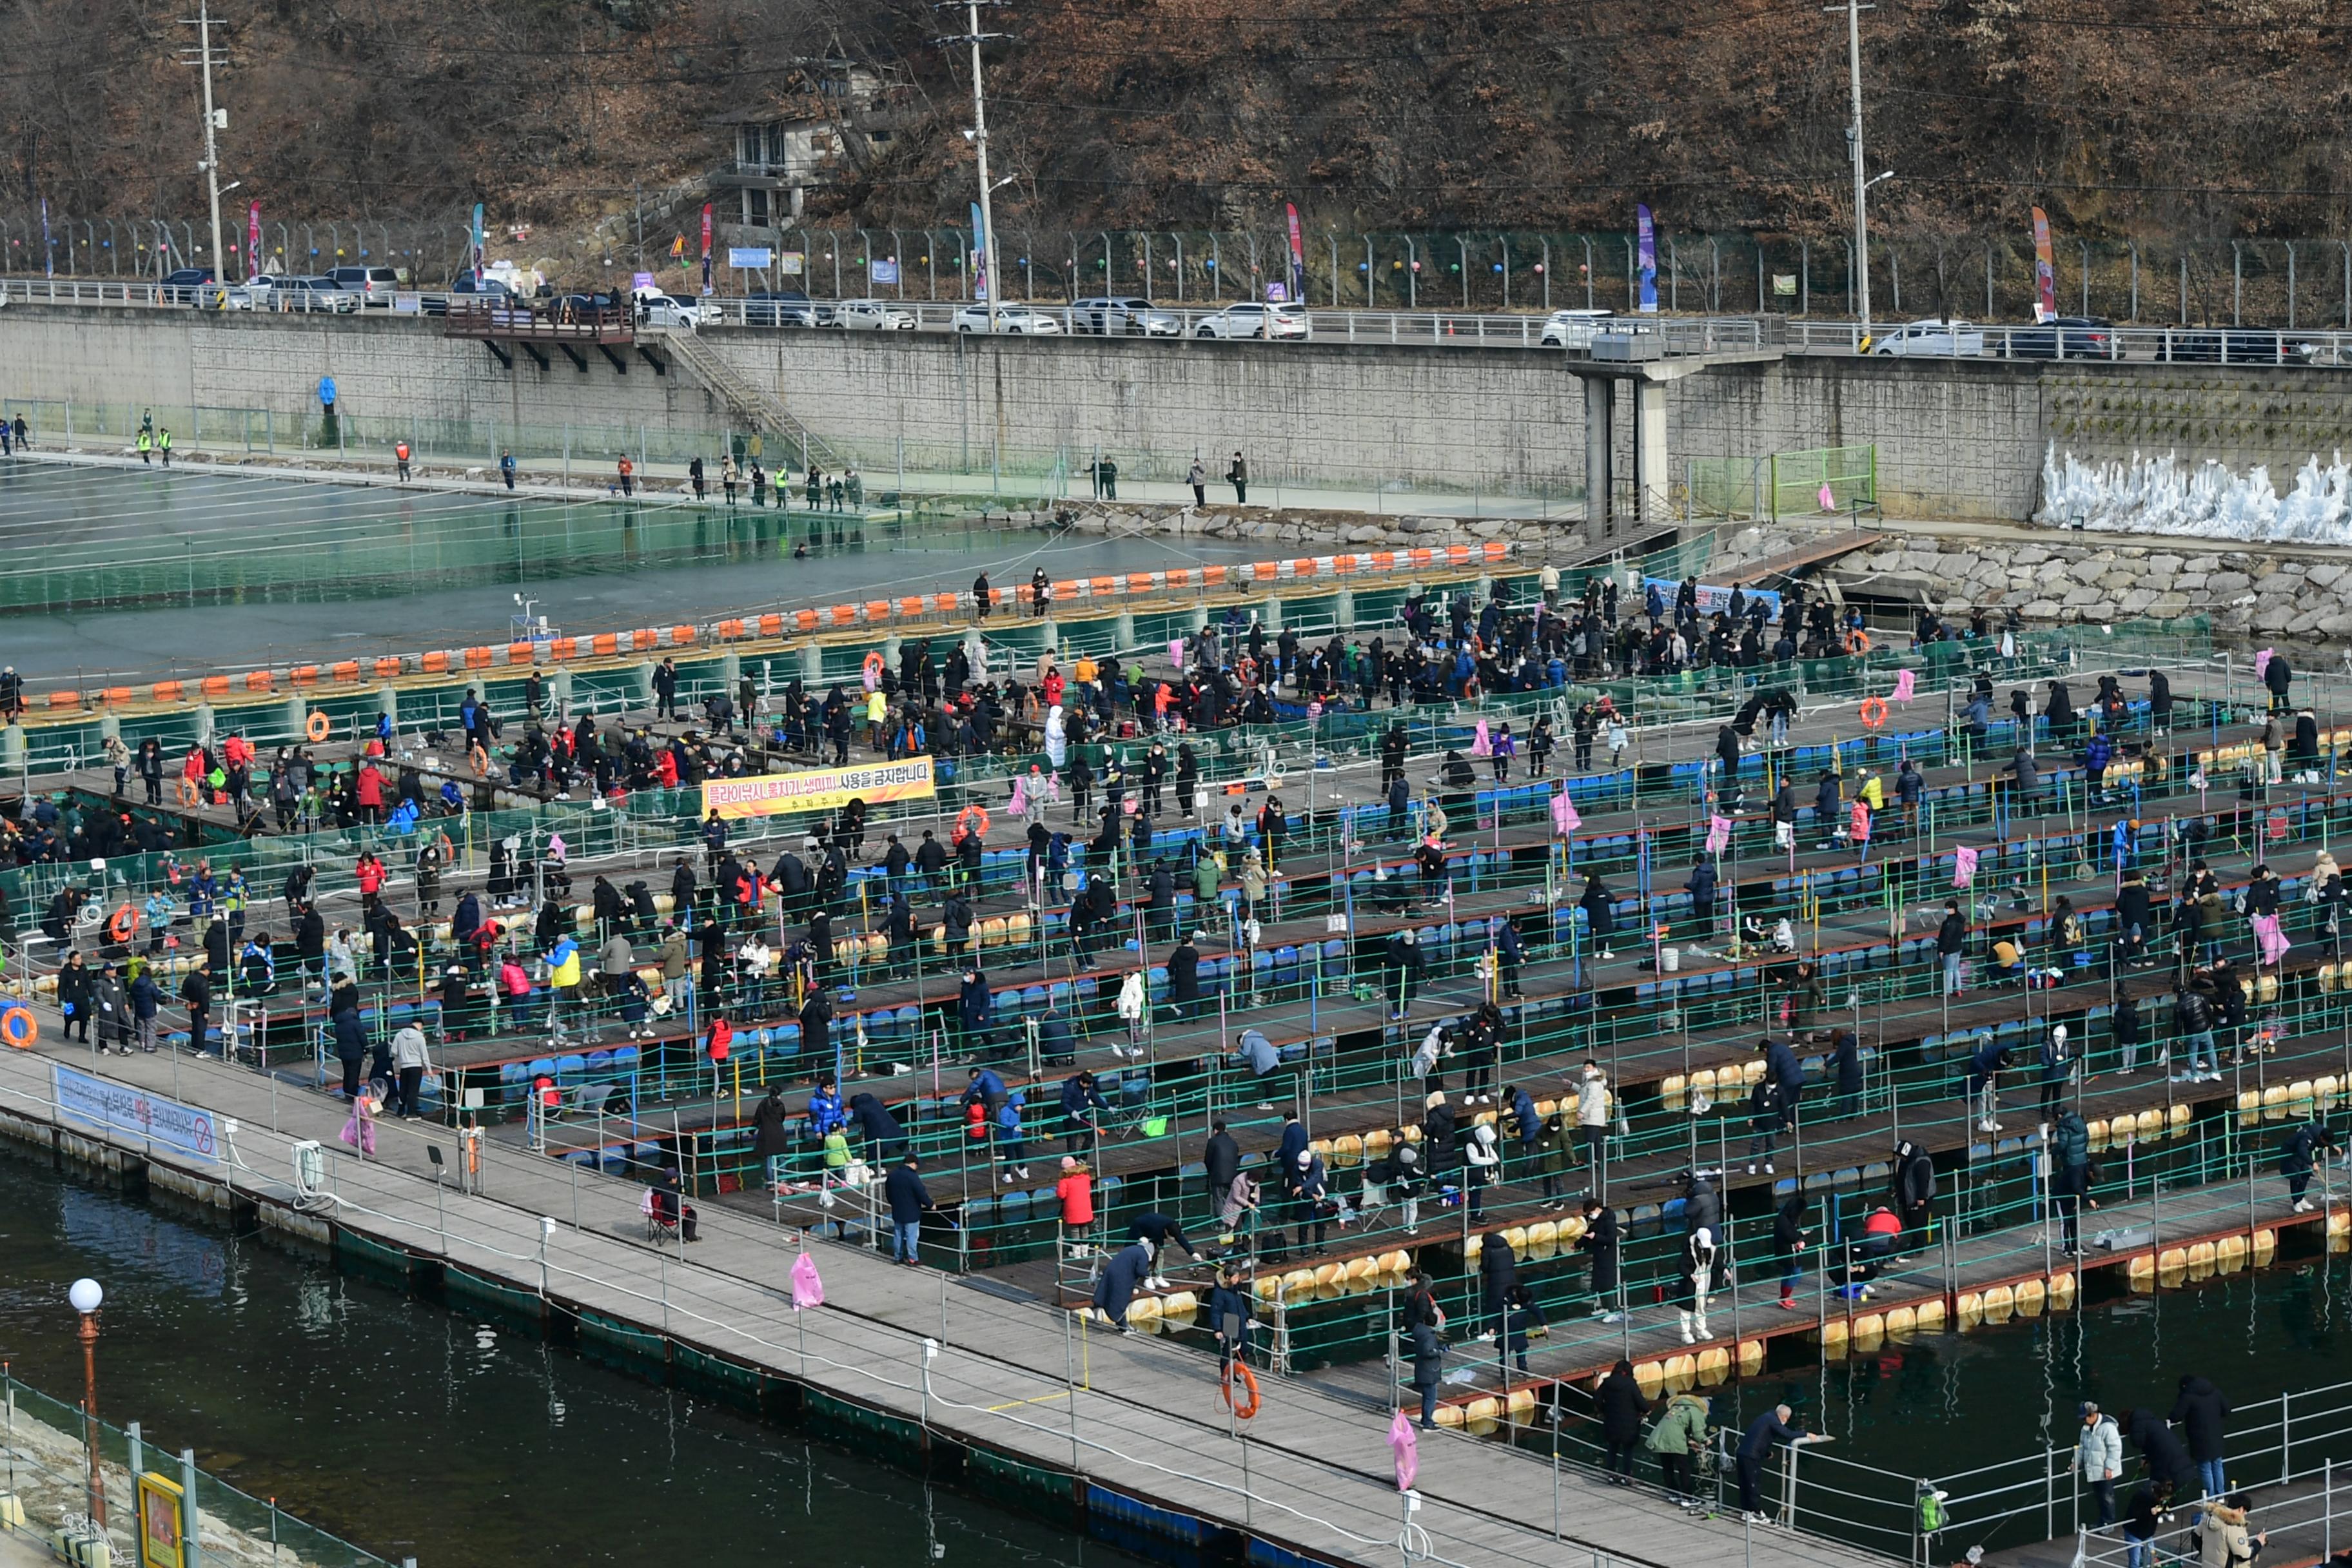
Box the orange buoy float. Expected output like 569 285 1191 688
1858 696 1889 729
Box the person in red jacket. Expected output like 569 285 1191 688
1056 1155 1095 1250
355 761 386 822
354 850 386 910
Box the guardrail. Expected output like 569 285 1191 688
12 276 2348 367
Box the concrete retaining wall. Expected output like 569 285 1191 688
10 305 2352 520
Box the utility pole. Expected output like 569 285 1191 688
938 0 1006 331
182 0 230 283
1832 0 1874 334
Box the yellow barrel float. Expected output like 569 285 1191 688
2255 1228 2277 1264
2049 1271 2076 1307
2169 1103 2191 1138
1955 1291 1983 1329
1633 1362 1666 1396
1663 1354 1698 1390
2217 1235 2248 1273
1982 1284 2015 1324
1660 1074 1689 1113
2186 1241 2217 1279
2016 1278 2046 1317
1852 1314 1886 1351
1696 1346 1732 1383
2237 1089 2264 1128
1738 1339 1765 1373
1885 1305 1918 1337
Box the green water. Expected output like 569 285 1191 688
0 1155 1138 1568
0 464 1260 681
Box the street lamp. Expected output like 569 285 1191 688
69 1277 106 1532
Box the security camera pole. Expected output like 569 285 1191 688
1830 0 1874 336
182 0 230 284
939 0 1007 332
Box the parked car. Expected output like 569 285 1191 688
1193 302 1309 340
420 274 513 316
242 273 285 304
744 289 817 327
1867 318 1986 357
836 298 917 330
273 275 359 313
636 295 713 329
1997 317 2116 360
1071 296 1182 336
160 268 216 306
326 265 402 306
952 304 1063 334
1540 308 1619 348
2156 329 2320 366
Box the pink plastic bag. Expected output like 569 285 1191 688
1387 1408 1419 1492
1705 814 1732 854
792 1251 825 1310
1008 779 1028 816
1952 845 1979 888
1471 720 1492 758
1892 669 1916 703
1550 792 1581 836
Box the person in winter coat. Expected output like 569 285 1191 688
751 1086 792 1184
1092 1239 1153 1331
1409 1320 1447 1429
2282 1121 2343 1213
1579 872 1618 959
1203 1119 1240 1215
1166 932 1202 1021
1892 1140 1935 1253
2052 1109 2093 1252
1647 1390 1712 1508
1746 1072 1786 1175
1772 1194 1810 1307
2124 1477 2175 1568
1055 1157 1097 1246
56 954 93 1044
1596 1360 1649 1484
1463 1122 1500 1220
848 1092 907 1161
2198 1494 2266 1568
1208 1264 1255 1371
1477 1231 1518 1344
1937 901 1971 996
2122 1406 2200 1500
995 1093 1032 1184
2075 1402 2125 1528
331 1001 368 1098
1682 1170 1723 1239
883 1153 932 1264
2170 1375 2233 1505
1832 1029 1864 1118
1968 1036 2012 1132
1579 1196 1623 1320
2041 1024 2079 1113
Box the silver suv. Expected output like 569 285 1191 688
1071 296 1181 336
326 265 402 306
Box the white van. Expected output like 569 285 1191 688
1869 319 1987 357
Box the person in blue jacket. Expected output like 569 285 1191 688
883 1153 932 1265
959 966 995 1056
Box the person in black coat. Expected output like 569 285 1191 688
847 1092 906 1161
751 1086 793 1181
1203 1119 1240 1216
2121 1406 2199 1499
1832 1029 1864 1118
1579 1195 1623 1320
1596 1360 1649 1483
1167 933 1202 1021
2169 1375 2233 1502
1579 871 1617 959
1892 1140 1935 1253
2264 649 2294 712
331 1003 368 1098
1478 1231 1518 1344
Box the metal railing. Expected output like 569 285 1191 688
10 273 2352 368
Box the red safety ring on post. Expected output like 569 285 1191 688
107 905 141 944
1222 1362 1262 1419
307 710 332 742
0 1005 37 1050
1857 697 1889 729
955 805 991 842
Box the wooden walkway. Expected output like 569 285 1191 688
0 1035 1886 1568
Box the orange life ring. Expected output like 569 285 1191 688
306 710 331 742
862 651 885 686
1857 697 1888 729
1845 630 1874 655
955 804 991 841
0 1004 37 1050
107 905 141 944
1221 1362 1262 1420
1237 656 1259 687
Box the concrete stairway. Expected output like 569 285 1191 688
652 328 837 469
